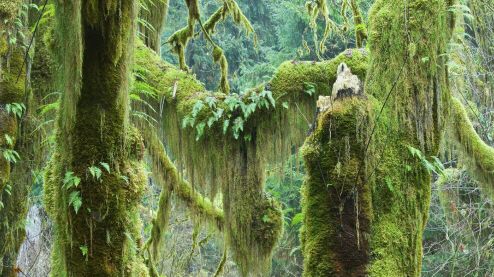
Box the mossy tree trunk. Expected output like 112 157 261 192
301 0 456 276
44 0 149 275
0 1 30 275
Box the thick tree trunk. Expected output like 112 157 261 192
301 0 456 276
44 0 149 275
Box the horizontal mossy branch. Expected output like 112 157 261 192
133 42 369 192
449 96 494 193
143 128 225 231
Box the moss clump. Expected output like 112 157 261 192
222 138 283 277
301 97 375 276
0 0 21 23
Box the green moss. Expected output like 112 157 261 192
449 97 494 196
141 127 224 274
0 46 25 193
0 0 21 22
366 0 455 154
167 0 254 93
221 139 283 276
301 97 376 276
306 0 333 57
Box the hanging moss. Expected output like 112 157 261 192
134 43 368 192
139 0 170 55
133 41 368 276
167 0 255 93
138 123 226 273
221 137 283 276
306 0 334 58
448 97 494 196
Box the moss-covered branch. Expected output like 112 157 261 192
134 42 368 192
133 42 369 275
167 0 255 93
143 128 224 232
142 128 224 273
342 0 367 48
449 96 494 193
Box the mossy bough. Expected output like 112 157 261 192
133 42 369 276
449 97 494 195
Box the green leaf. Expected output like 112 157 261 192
63 171 81 189
232 117 244 139
385 177 394 193
262 214 271 223
225 95 241 111
304 82 316 96
99 162 110 173
119 175 129 184
182 115 194 129
223 119 230 134
207 116 217 128
265 90 276 107
69 191 82 214
191 100 204 117
88 166 102 181
205 96 217 108
291 213 303 226
195 122 206 141
4 184 12 196
282 102 289 109
4 134 13 146
80 245 88 261
213 108 224 119
2 149 20 163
